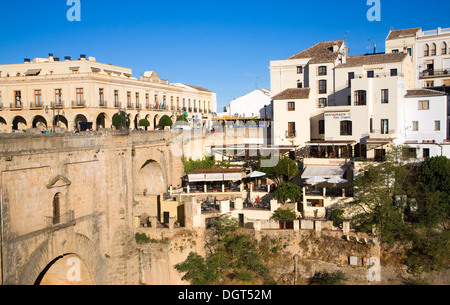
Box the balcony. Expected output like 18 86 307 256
286 130 297 139
419 69 450 78
72 100 86 108
30 102 44 110
99 100 107 107
114 101 122 108
10 103 23 110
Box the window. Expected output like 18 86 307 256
297 82 303 88
354 90 367 105
423 148 430 158
412 121 419 131
407 48 412 57
76 88 84 106
34 90 42 106
424 44 430 57
434 120 441 131
146 93 150 108
114 90 119 107
15 90 21 107
367 70 375 78
370 118 373 133
72 69 79 74
287 101 295 111
99 88 104 106
425 81 434 87
441 42 447 55
136 92 140 108
127 92 131 107
381 89 389 103
348 72 355 87
0 91 2 107
287 122 296 138
55 89 63 106
381 119 389 134
318 98 327 108
340 120 352 136
319 80 327 94
392 49 399 53
297 66 303 74
319 120 325 135
431 43 436 56
53 193 61 225
390 69 398 76
318 66 327 76
403 147 417 158
418 100 429 110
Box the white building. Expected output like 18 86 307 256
385 26 450 88
218 88 272 119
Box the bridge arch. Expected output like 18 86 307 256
18 232 104 285
135 159 166 195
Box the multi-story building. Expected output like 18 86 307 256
0 54 217 132
385 26 450 88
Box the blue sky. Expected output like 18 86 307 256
0 0 449 110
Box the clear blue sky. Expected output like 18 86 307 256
0 0 449 110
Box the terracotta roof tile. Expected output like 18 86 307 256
405 88 447 97
287 40 344 64
336 53 408 68
272 88 311 100
386 28 421 40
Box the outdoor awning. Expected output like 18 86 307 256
224 172 244 180
187 174 205 182
24 69 41 76
301 165 348 179
205 173 224 181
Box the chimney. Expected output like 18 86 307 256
49 53 54 61
333 42 340 53
24 58 31 63
80 54 86 60
65 56 71 61
374 43 377 54
54 57 60 62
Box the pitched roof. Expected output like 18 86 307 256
336 52 408 69
182 84 214 93
386 28 421 40
287 40 344 64
272 88 311 100
405 88 447 97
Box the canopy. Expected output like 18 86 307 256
245 171 266 178
305 176 326 184
301 165 348 179
326 176 348 184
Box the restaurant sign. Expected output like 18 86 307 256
325 112 351 121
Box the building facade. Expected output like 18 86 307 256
0 54 217 133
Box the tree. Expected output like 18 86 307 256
329 208 346 228
181 156 215 174
158 115 173 128
271 208 297 222
176 115 188 123
112 111 130 129
274 182 302 203
138 118 150 130
175 215 275 285
308 270 347 285
257 157 299 186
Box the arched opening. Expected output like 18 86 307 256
424 44 430 57
0 117 7 132
135 160 166 196
53 115 68 130
134 113 140 130
154 115 160 130
96 113 108 130
12 116 27 131
74 114 88 131
53 193 61 225
431 43 437 56
441 42 447 55
32 115 48 129
34 254 95 285
145 114 152 130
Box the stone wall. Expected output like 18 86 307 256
0 130 184 285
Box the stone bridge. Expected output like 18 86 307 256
0 130 184 285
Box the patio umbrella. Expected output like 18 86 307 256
305 176 326 184
326 176 348 184
245 171 266 178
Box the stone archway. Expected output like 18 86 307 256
34 254 95 285
12 116 27 131
96 113 108 130
18 232 104 285
0 116 7 132
32 115 48 129
135 160 166 195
